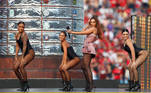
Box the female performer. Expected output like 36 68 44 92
67 16 103 92
122 29 148 91
59 31 80 91
13 21 35 92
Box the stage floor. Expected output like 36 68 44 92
0 88 150 92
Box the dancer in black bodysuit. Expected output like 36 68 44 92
13 21 35 92
59 31 80 91
122 29 148 91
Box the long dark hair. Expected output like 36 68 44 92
89 16 103 39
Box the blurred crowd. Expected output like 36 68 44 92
84 0 151 83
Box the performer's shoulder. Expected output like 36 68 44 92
126 39 132 43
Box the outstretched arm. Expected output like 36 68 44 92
67 27 96 35
126 39 136 62
82 25 89 31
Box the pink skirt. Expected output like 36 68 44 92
82 43 96 55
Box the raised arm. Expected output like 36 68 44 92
67 27 96 35
126 39 136 62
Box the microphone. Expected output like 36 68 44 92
66 26 70 30
66 26 70 38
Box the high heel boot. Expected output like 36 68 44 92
83 81 89 91
17 80 24 91
85 83 94 92
59 80 67 91
125 80 134 91
64 81 73 91
21 81 30 92
132 81 141 92
85 81 95 92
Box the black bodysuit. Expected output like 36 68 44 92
16 34 33 56
123 44 143 58
61 46 78 60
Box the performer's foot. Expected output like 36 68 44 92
16 80 24 91
85 84 95 92
131 81 141 92
59 85 68 91
21 81 30 92
64 81 73 91
83 81 89 91
17 88 24 91
59 80 66 91
85 88 92 92
125 80 134 91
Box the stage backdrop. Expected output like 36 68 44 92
131 16 151 89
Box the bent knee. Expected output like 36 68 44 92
62 66 67 71
144 51 149 57
19 64 25 69
81 65 87 70
131 64 136 70
127 65 132 70
13 66 19 71
59 66 63 72
75 57 80 62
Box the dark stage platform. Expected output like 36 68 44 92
0 79 150 92
0 88 150 92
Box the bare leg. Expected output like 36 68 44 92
125 61 135 91
61 57 80 91
62 57 80 81
127 62 134 81
59 64 68 91
59 64 66 81
131 50 148 91
131 50 148 81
